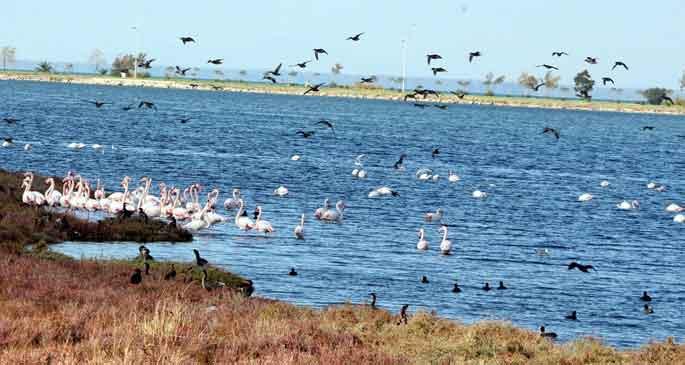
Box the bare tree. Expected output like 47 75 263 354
164 66 175 79
544 71 561 90
457 80 471 91
88 49 106 73
213 69 224 80
1 46 16 71
518 72 539 94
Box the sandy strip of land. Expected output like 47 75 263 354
2 71 684 116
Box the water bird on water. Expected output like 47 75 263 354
448 171 460 182
253 206 275 235
317 119 335 136
84 100 110 108
568 262 596 273
482 282 492 291
164 265 176 280
425 208 444 222
640 291 652 302
434 104 448 110
452 282 462 293
346 32 364 41
235 199 254 230
321 200 346 223
644 304 654 314
497 281 507 290
314 198 330 220
130 268 142 285
393 154 407 170
431 147 440 158
294 214 305 239
642 126 655 131
421 276 429 284
368 186 399 198
616 200 639 210
540 326 558 339
600 180 610 187
193 249 208 268
417 227 429 250
296 130 315 138
179 117 192 124
542 127 560 139
439 225 452 255
578 193 593 202
273 185 289 197
2 117 19 124
1 138 12 148
138 101 157 110
565 311 578 320
288 268 298 276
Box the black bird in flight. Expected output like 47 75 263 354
584 57 599 64
434 104 448 110
211 85 223 91
207 59 223 65
138 101 157 110
537 64 559 70
394 154 407 170
431 67 447 76
360 76 376 83
542 127 560 139
179 117 192 124
642 126 655 131
577 89 591 100
415 89 440 98
2 117 19 124
532 82 546 92
84 100 110 108
451 91 467 99
661 94 674 105
313 48 328 60
263 75 277 84
567 261 596 273
122 103 135 111
317 119 336 136
296 130 316 138
346 32 364 41
193 249 208 267
468 51 481 63
404 92 417 101
612 61 629 71
180 36 196 44
602 77 615 86
304 83 325 95
175 66 191 76
265 63 282 77
552 51 569 57
138 59 155 69
291 60 312 69
431 148 440 158
414 103 428 108
189 83 200 89
426 54 442 65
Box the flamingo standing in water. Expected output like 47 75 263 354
254 206 274 235
439 225 453 255
138 177 161 218
171 188 190 220
203 189 226 225
294 214 305 239
417 228 429 250
224 188 242 210
314 198 330 220
235 199 254 231
321 200 345 223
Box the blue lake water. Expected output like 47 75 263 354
2 80 684 348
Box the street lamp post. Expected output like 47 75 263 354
400 24 416 94
131 26 140 79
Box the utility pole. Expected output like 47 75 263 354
401 24 416 94
131 26 139 79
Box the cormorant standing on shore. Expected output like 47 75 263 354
130 269 142 285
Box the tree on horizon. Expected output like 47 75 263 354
88 49 106 74
574 70 594 99
35 61 54 73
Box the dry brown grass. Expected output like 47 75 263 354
0 251 682 364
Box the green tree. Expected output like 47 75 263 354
574 70 594 98
640 88 672 105
35 61 54 73
88 49 106 73
1 46 16 71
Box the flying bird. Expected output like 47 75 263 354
552 51 569 57
431 67 447 76
207 59 223 65
404 93 417 101
542 127 560 140
317 119 335 136
661 94 674 105
303 83 325 95
2 117 19 124
313 48 328 60
121 103 135 111
642 126 655 131
180 36 195 44
532 82 546 91
189 83 199 89
602 77 615 86
426 54 442 65
175 66 191 76
567 261 597 273
265 63 282 77
414 103 428 108
415 89 439 98
433 104 448 110
138 59 155 69
577 89 591 100
346 32 364 41
584 57 599 64
138 101 157 110
612 61 629 71
296 130 316 138
450 91 467 99
360 76 376 83
179 117 192 124
263 75 277 84
84 100 109 108
537 64 559 70
468 51 481 63
211 85 223 91
291 60 312 69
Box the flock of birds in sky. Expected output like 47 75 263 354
3 30 683 340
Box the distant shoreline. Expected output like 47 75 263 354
2 70 684 116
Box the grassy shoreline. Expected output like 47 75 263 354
2 70 685 116
0 169 684 363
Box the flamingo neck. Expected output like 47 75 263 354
442 228 448 241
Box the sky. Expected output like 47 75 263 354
1 1 684 89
